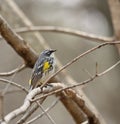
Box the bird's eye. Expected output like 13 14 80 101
46 51 50 56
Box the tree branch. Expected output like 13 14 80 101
34 59 120 102
0 64 26 76
16 97 46 124
40 41 120 89
0 83 62 124
108 0 120 38
25 98 60 124
35 102 56 124
0 15 37 67
14 26 115 43
0 78 28 93
107 0 120 53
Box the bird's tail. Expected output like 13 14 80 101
28 79 33 92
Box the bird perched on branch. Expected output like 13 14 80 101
29 49 56 90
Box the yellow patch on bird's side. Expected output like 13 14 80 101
29 79 31 86
43 61 50 71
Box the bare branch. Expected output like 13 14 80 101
97 60 120 76
36 102 56 124
83 69 93 78
0 15 37 68
59 91 86 123
67 89 104 124
34 59 120 102
5 0 47 48
0 78 28 93
4 73 56 124
31 60 120 123
107 0 120 54
14 26 115 43
17 86 85 124
0 83 62 124
40 41 120 89
0 89 23 95
0 64 26 76
108 0 120 38
17 98 46 124
26 98 59 124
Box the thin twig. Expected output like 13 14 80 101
0 72 17 120
0 78 28 93
83 69 93 78
40 41 120 89
14 26 115 43
36 102 56 124
97 60 120 76
0 64 26 76
0 89 23 95
2 69 17 97
26 98 59 124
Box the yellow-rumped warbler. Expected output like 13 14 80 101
29 49 56 90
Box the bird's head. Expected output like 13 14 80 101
41 49 56 57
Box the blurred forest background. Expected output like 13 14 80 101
0 0 120 124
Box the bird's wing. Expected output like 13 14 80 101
29 57 46 90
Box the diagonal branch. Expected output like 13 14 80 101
0 15 37 68
40 41 120 88
26 98 60 124
34 59 120 101
0 78 28 93
35 102 56 124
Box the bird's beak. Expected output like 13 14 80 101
50 49 57 53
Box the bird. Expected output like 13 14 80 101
29 49 56 90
